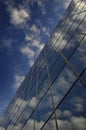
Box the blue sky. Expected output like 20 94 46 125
0 0 71 117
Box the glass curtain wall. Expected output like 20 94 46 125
0 0 86 130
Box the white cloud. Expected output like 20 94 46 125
42 116 86 130
4 0 31 28
57 109 62 118
23 119 43 130
0 39 14 53
42 26 50 36
77 37 86 65
21 46 35 58
13 74 25 90
73 0 86 14
58 119 72 130
71 97 84 112
42 26 46 33
10 8 30 25
1 108 86 130
6 116 86 130
51 31 68 50
20 45 35 66
7 123 22 130
50 0 86 52
25 35 33 41
63 110 72 118
20 36 44 66
42 119 71 130
6 117 43 130
15 98 27 108
57 109 72 118
0 126 5 130
31 24 40 34
31 39 44 49
71 116 86 130
35 19 51 36
75 103 84 112
29 97 38 108
5 98 28 125
25 23 44 43
53 66 75 99
37 0 46 15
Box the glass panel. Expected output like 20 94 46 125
57 81 86 130
26 72 37 99
38 61 47 86
0 1 86 130
66 15 78 30
42 115 56 130
46 49 59 70
37 76 50 102
82 2 86 12
75 0 86 13
42 79 86 130
45 42 55 62
38 49 45 69
77 15 86 33
70 36 86 74
35 90 53 126
62 34 84 60
23 113 34 130
81 70 86 84
64 0 75 16
10 123 22 130
73 0 82 14
52 65 77 107
70 13 85 32
49 55 65 83
44 41 52 55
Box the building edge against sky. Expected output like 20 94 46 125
0 0 86 130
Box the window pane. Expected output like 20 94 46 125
42 80 86 130
70 36 86 75
57 81 86 130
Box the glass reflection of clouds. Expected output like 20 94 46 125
0 0 86 130
42 81 86 130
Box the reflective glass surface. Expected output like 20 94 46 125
0 0 86 130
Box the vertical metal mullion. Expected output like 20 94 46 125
44 48 58 130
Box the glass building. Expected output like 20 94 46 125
0 0 86 129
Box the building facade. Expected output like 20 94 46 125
0 0 86 129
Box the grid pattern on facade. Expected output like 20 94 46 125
0 0 86 130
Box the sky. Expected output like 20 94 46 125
0 0 72 117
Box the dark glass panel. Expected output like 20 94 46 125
57 81 86 130
70 36 86 75
52 65 77 107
